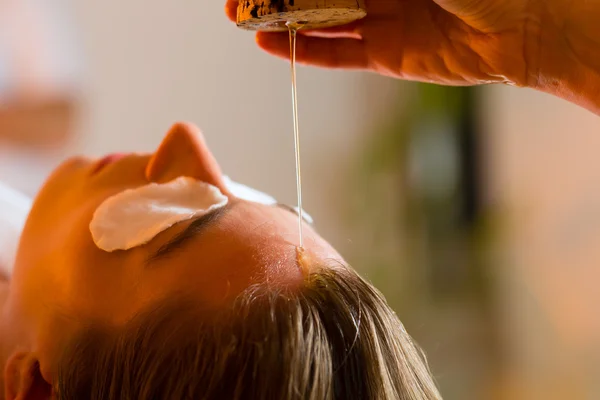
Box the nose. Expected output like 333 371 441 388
145 123 229 193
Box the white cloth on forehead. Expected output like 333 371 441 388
223 176 313 224
223 176 277 205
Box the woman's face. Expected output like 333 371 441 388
7 123 338 373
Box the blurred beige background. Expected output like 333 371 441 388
483 86 600 399
1 1 599 399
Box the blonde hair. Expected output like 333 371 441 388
56 263 441 399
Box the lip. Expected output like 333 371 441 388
91 153 128 175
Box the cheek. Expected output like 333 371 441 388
23 162 89 234
15 227 148 326
14 199 105 313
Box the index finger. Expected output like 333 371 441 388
225 0 237 23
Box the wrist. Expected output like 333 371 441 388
530 0 600 114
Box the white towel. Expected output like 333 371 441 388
0 181 31 278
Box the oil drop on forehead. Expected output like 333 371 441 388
287 21 306 249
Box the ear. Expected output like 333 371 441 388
4 352 52 400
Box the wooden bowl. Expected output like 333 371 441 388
237 0 367 31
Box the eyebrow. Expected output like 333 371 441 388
147 204 231 263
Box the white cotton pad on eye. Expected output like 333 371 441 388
90 177 228 252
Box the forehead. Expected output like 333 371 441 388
146 200 305 307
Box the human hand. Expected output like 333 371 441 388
226 0 562 88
